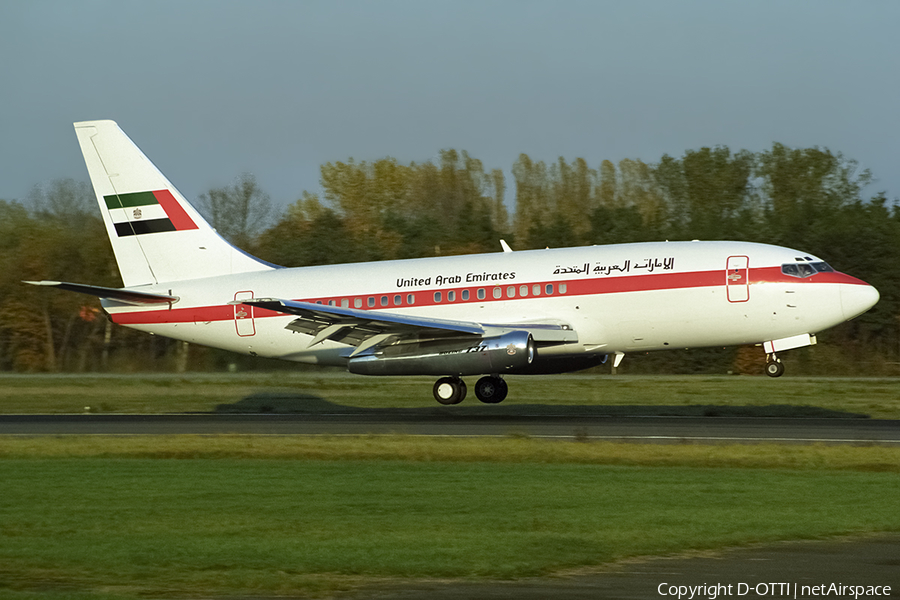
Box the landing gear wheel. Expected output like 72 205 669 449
474 376 508 404
433 377 467 405
765 359 785 378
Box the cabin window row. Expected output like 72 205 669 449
313 283 568 308
433 283 567 303
316 294 417 308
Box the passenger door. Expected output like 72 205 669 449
726 256 749 303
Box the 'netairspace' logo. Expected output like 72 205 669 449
657 582 892 599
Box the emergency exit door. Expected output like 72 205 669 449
233 291 256 336
726 256 749 302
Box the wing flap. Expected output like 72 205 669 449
243 298 486 337
241 297 579 352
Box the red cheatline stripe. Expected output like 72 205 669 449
108 267 869 326
153 190 198 231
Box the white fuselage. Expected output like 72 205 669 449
102 240 878 369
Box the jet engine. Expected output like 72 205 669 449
348 331 534 376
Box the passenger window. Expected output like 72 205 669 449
546 284 554 295
559 283 567 294
341 299 349 308
328 300 336 306
477 289 486 300
394 295 401 306
519 285 528 297
434 291 442 303
533 284 541 296
448 290 456 302
381 296 388 307
407 294 415 305
507 286 515 298
354 298 362 309
316 300 323 305
368 297 375 307
493 287 502 299
462 289 470 300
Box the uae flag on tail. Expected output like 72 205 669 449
105 190 198 237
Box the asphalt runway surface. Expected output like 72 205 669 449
347 534 900 599
1 401 899 444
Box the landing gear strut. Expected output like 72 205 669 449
765 355 785 378
474 375 508 404
433 377 467 405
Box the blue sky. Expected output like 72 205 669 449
1 0 898 212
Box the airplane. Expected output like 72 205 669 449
26 120 880 404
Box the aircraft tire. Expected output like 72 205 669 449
433 377 467 405
474 376 508 404
765 361 785 378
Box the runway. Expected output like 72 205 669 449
352 534 900 599
2 401 899 444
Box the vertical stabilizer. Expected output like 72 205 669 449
74 120 274 286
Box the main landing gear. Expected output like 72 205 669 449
432 375 508 405
433 377 467 405
765 354 785 378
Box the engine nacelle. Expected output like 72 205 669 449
508 352 607 375
348 331 534 376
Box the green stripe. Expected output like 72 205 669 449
104 191 159 210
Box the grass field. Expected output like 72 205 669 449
0 372 898 418
0 436 899 599
1 374 898 599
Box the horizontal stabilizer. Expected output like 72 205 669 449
23 281 179 305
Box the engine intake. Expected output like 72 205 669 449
348 331 534 376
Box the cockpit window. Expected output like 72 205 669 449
797 263 816 277
781 261 834 278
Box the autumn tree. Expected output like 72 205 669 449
197 173 272 249
0 181 118 371
653 147 754 240
756 143 872 250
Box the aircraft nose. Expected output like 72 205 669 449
841 283 879 320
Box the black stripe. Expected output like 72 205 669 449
114 218 177 237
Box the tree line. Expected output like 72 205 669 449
1 143 898 374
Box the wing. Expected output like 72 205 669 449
241 297 578 357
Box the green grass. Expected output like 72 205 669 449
0 372 898 418
1 435 899 471
0 372 897 598
0 436 899 598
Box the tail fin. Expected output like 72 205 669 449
74 120 274 287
